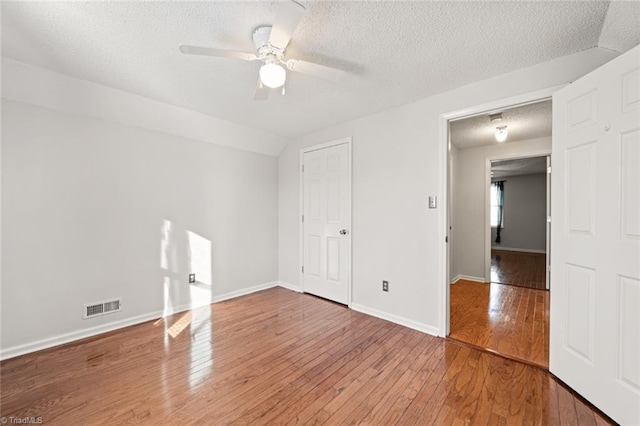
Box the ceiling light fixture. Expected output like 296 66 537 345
495 125 508 142
259 62 286 88
489 113 508 142
489 113 503 123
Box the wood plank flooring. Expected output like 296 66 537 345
450 280 549 368
1 287 607 425
491 249 546 290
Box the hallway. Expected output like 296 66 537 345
491 250 547 290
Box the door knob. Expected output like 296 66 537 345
339 229 349 235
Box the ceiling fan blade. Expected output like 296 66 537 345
268 0 306 50
179 45 257 61
286 59 347 82
254 78 271 101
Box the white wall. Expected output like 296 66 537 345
491 173 547 252
279 48 616 335
1 59 287 156
452 137 551 281
1 68 280 358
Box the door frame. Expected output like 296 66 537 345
299 137 353 306
438 85 564 337
484 151 551 285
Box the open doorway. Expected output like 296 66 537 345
447 99 552 368
490 155 550 291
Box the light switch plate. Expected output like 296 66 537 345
428 196 437 209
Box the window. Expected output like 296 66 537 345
490 181 505 228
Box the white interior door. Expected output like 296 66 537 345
551 45 639 425
302 142 351 305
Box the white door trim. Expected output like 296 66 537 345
299 137 353 306
483 150 551 283
545 155 551 290
438 84 565 337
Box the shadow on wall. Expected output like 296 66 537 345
160 218 213 314
158 218 214 388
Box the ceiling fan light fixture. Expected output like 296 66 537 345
495 125 508 142
179 1 345 99
259 63 286 88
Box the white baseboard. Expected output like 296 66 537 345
276 284 439 338
278 281 303 293
1 282 442 360
0 310 165 361
210 281 279 304
491 246 546 254
451 274 486 284
350 303 439 337
0 281 280 361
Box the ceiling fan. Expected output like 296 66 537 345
179 0 347 100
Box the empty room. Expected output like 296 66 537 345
1 1 639 424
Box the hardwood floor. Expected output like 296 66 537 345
491 249 547 290
1 287 609 425
450 280 549 369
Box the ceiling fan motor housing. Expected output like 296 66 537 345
253 26 284 63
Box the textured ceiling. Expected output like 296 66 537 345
599 0 640 52
2 1 638 140
492 156 548 179
450 100 552 150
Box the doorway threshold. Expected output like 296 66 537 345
446 336 548 371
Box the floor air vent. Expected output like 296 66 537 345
84 298 122 319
